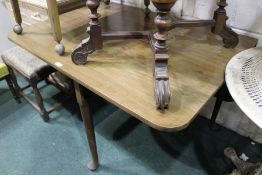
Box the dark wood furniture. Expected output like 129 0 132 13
8 3 257 171
0 71 20 103
1 47 60 122
9 0 149 56
70 0 239 110
10 0 239 109
9 0 86 55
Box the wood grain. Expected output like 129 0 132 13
9 3 257 131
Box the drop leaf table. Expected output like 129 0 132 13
8 3 257 171
10 0 239 109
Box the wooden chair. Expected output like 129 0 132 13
8 0 85 55
225 48 262 129
1 47 58 122
9 0 149 55
0 57 20 102
210 48 262 130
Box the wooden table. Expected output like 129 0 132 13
8 3 257 171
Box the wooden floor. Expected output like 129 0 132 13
9 3 257 131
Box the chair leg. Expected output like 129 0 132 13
31 82 49 122
209 95 223 130
5 75 21 103
7 67 21 99
209 82 228 130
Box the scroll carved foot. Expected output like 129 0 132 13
154 79 170 110
71 38 94 65
154 65 170 110
220 25 239 48
224 147 261 175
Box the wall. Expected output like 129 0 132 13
0 1 14 53
111 0 262 46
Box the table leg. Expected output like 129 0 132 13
212 0 238 48
74 82 99 171
10 0 23 34
46 0 65 55
151 0 175 110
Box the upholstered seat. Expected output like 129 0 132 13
0 59 9 78
0 56 19 102
2 47 54 82
1 46 56 121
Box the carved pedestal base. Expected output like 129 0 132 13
150 34 171 109
220 25 239 48
71 0 239 111
212 0 239 48
154 79 170 109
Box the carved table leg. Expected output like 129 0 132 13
144 0 151 17
72 0 102 65
10 0 23 34
151 0 176 110
47 0 65 55
212 0 239 48
74 82 99 171
224 147 261 175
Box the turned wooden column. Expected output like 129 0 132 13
212 0 239 48
46 0 65 55
87 0 102 50
10 0 22 34
151 0 176 109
